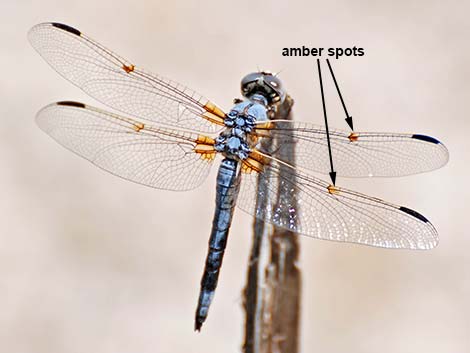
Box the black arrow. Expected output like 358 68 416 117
317 59 336 186
326 59 354 131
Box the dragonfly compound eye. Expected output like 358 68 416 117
240 72 286 104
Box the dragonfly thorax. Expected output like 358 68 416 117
214 100 268 160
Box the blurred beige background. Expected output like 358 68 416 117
1 0 468 352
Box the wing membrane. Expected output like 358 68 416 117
255 120 449 177
238 154 438 249
28 22 225 133
36 101 215 191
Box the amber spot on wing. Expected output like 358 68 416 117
195 135 215 145
348 132 359 142
247 134 259 146
194 135 216 161
203 101 226 118
253 130 271 138
199 151 216 161
250 150 269 163
253 121 274 138
241 162 257 174
327 185 340 195
202 112 225 126
242 150 269 173
133 122 144 132
122 64 135 73
255 121 274 130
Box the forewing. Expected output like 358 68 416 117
238 155 438 249
254 120 449 177
36 101 216 191
28 22 225 133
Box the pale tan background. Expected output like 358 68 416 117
1 0 468 352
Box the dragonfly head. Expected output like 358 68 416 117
241 72 286 104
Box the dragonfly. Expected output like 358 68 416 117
29 22 449 331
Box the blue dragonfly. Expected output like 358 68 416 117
28 22 449 331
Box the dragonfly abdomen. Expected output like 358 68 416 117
195 158 241 331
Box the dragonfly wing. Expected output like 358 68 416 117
237 154 438 249
254 120 449 177
28 22 225 133
36 101 216 191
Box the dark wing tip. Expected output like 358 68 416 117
399 206 430 223
411 134 441 145
50 22 81 36
56 101 86 108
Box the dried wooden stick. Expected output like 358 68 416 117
243 95 301 353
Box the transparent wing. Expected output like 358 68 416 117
238 154 438 249
36 101 216 191
28 22 225 133
254 120 449 177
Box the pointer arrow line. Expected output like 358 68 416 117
326 59 354 131
317 59 336 186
